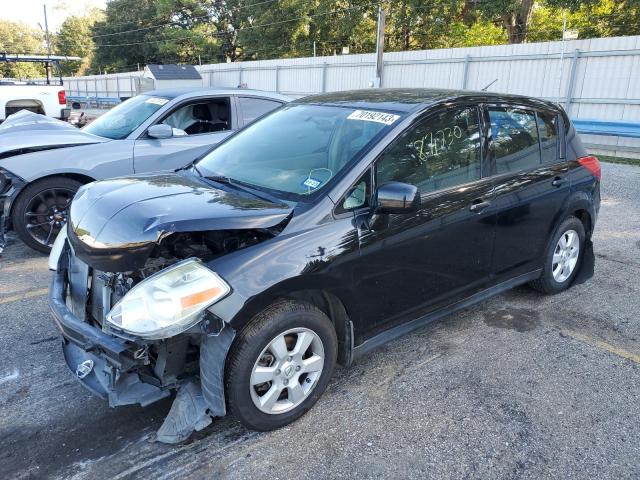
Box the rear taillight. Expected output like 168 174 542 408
58 90 66 105
577 155 601 180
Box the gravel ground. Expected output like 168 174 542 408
0 162 638 480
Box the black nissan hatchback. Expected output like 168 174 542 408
49 89 600 443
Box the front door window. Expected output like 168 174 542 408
376 106 482 192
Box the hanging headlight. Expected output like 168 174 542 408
105 259 230 340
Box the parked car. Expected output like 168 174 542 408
0 88 291 253
48 88 600 443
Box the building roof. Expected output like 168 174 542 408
145 64 202 80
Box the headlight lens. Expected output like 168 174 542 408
105 259 230 340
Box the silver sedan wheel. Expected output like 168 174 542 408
250 328 325 415
552 229 580 283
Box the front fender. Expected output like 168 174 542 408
206 212 360 333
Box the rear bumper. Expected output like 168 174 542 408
48 268 170 407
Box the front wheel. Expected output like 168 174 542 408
225 300 337 431
12 177 82 253
529 216 585 294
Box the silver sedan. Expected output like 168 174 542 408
0 88 291 252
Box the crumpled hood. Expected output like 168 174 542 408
0 110 107 156
68 172 292 270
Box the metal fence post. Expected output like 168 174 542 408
322 63 327 92
564 49 580 112
239 67 243 87
275 65 280 93
462 54 471 89
116 75 120 99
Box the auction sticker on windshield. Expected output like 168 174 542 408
145 97 170 106
347 110 400 125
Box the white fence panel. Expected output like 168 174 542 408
58 35 640 156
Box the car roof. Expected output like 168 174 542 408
144 87 293 103
294 88 560 114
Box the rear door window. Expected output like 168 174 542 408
536 111 559 164
239 97 283 124
488 107 541 174
376 106 482 193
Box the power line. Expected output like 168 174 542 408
91 0 281 39
92 2 378 48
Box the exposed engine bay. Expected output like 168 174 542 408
109 229 273 308
57 226 283 444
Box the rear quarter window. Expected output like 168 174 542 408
536 111 559 164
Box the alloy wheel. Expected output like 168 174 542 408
249 328 325 415
23 187 74 248
552 229 580 283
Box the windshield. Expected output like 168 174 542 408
197 104 400 197
83 95 170 140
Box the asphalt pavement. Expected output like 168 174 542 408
0 162 638 479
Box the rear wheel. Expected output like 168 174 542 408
225 300 337 431
529 216 585 294
12 177 82 253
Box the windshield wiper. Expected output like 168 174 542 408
190 162 203 177
204 173 286 205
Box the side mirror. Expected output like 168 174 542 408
147 124 174 139
375 182 420 214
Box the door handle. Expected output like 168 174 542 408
551 176 565 188
469 198 491 213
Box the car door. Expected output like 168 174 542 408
485 104 570 280
132 96 237 173
350 104 496 338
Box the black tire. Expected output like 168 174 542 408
529 216 585 294
225 300 337 431
12 176 82 254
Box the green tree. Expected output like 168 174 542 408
0 20 47 79
91 0 171 72
55 9 104 76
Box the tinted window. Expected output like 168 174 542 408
536 111 559 164
239 97 282 124
376 107 481 193
489 107 540 174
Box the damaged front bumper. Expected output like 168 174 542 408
48 246 235 443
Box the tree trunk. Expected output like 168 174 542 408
400 0 410 50
503 0 534 44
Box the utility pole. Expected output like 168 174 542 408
374 5 385 88
556 10 568 105
313 41 317 57
43 4 52 85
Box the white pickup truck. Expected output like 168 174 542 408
0 80 70 123
0 54 79 123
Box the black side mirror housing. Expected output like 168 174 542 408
375 182 420 214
